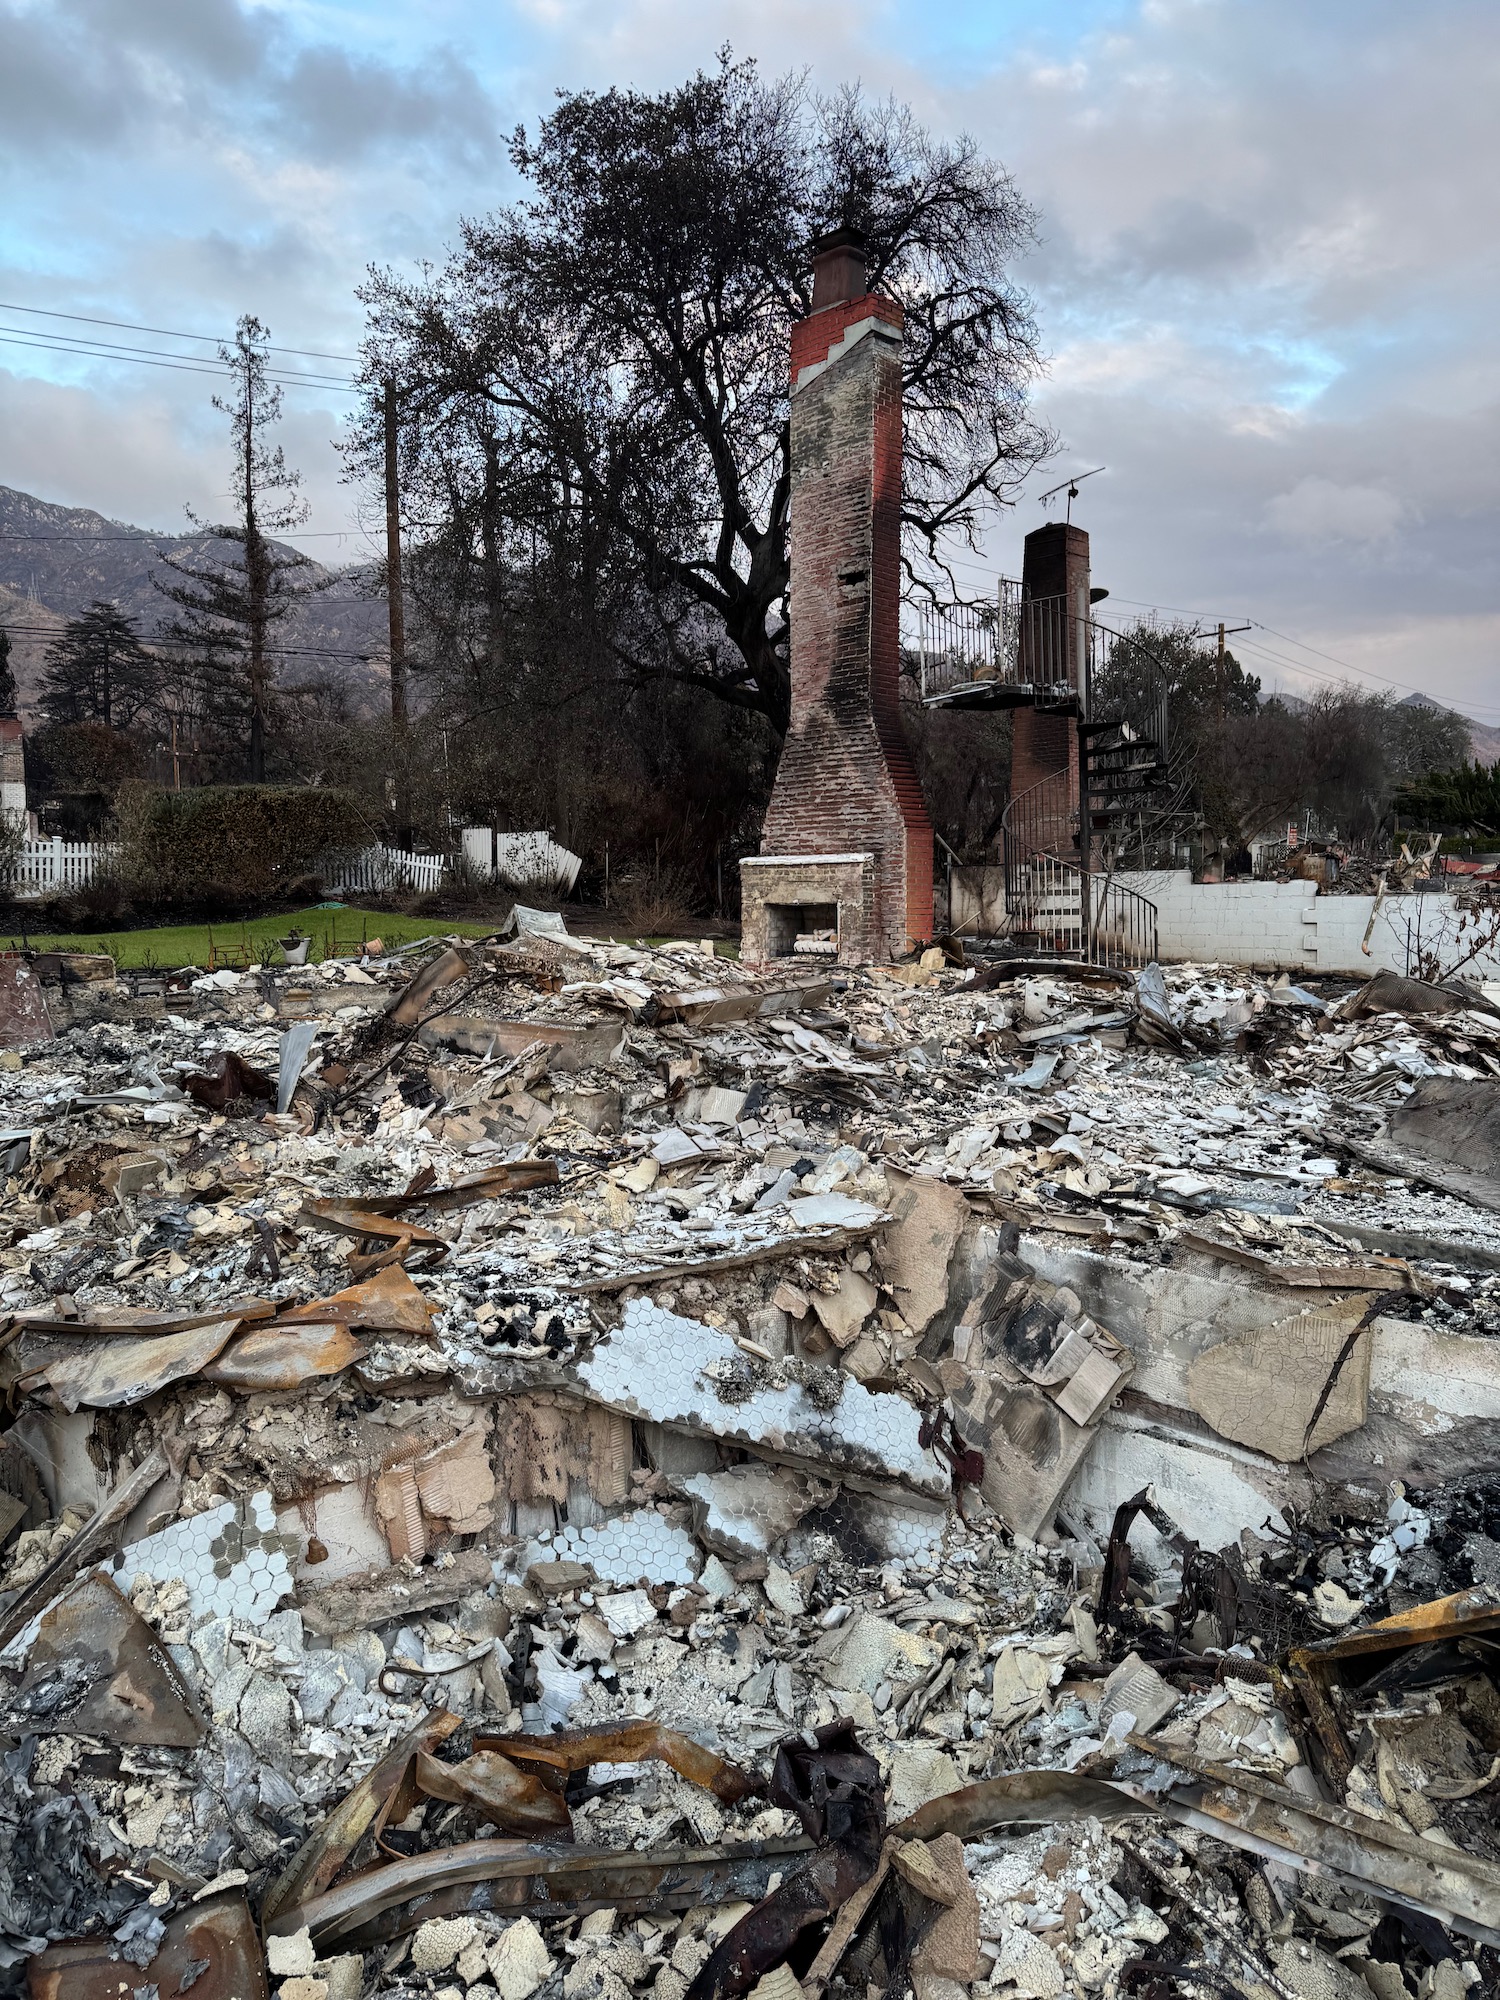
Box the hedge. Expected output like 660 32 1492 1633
115 783 374 904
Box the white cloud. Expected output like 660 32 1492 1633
1264 477 1404 544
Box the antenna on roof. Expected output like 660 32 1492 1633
1037 466 1105 524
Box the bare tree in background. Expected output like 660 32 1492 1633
350 54 1052 737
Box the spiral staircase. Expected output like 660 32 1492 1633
917 583 1178 967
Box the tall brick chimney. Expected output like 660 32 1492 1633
741 228 935 964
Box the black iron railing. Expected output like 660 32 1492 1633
997 768 1159 968
918 583 1088 705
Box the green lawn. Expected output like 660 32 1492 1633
2 905 503 970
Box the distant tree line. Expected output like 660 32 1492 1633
1080 621 1471 867
1396 760 1500 837
898 617 1472 871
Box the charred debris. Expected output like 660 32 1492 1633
1 924 1499 2000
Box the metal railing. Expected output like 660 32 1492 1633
999 768 1159 969
916 595 1004 701
1002 768 1078 902
1086 619 1172 777
919 593 1174 769
917 582 1178 966
918 582 1087 704
1085 871 1160 968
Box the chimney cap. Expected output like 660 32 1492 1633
809 223 868 257
809 226 870 314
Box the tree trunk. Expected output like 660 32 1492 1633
244 377 267 784
479 433 504 691
385 378 412 849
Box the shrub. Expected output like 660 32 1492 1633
27 721 142 801
614 859 697 936
115 783 372 907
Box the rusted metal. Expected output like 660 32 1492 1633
262 1707 464 1926
266 1720 844 1962
302 1200 448 1249
202 1319 366 1391
349 1157 561 1214
802 1836 897 2000
1299 1582 1500 1659
1287 1583 1500 1783
27 1890 267 2000
888 1768 1140 1842
482 1720 765 1806
5 1570 203 1746
184 1051 277 1112
414 1749 573 1838
1096 1486 1186 1640
275 1264 435 1332
384 945 472 1031
684 1721 885 2000
1135 1734 1500 1949
29 1317 242 1410
5 1298 276 1336
269 1835 814 1955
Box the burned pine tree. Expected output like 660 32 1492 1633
154 316 319 782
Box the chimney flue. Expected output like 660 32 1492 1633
809 226 868 314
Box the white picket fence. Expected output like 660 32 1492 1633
5 838 447 900
7 838 115 899
321 847 447 895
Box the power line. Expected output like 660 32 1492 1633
925 546 1500 721
0 322 354 387
1232 632 1500 719
0 619 384 662
0 299 361 364
0 330 358 395
0 329 356 392
1236 626 1500 714
0 530 375 542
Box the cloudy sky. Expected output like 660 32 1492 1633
1 0 1496 717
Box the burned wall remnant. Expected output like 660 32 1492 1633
742 228 934 965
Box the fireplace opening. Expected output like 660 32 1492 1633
765 902 839 958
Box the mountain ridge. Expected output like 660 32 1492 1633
0 483 386 718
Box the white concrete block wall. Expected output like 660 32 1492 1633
1114 869 1500 978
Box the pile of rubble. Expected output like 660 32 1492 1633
0 922 1497 2000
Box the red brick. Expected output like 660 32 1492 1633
748 296 934 962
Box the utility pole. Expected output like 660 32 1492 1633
384 378 411 850
1213 621 1253 732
